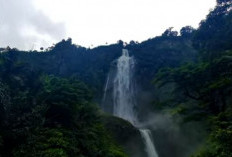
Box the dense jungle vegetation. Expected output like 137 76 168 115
0 0 232 156
154 0 232 156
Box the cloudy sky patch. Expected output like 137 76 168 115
0 0 66 50
0 0 216 50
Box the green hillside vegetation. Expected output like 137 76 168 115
154 1 232 156
0 0 232 156
0 55 128 157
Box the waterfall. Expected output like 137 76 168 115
140 129 159 157
113 49 136 123
112 49 159 157
102 74 110 102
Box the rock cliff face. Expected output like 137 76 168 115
101 115 146 157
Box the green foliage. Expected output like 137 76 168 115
0 53 128 157
153 2 232 157
73 123 127 157
0 81 10 126
193 112 232 157
154 52 232 115
13 129 70 157
193 1 232 56
1 2 232 156
40 75 97 127
16 39 123 98
180 26 196 38
162 27 178 37
13 126 127 157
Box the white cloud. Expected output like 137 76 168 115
0 0 216 50
0 0 66 50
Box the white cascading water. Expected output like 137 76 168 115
112 49 159 157
102 74 110 103
140 129 159 157
113 49 136 123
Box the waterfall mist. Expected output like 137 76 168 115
138 112 207 157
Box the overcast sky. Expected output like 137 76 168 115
0 0 216 50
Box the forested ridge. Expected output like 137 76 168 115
0 0 232 156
